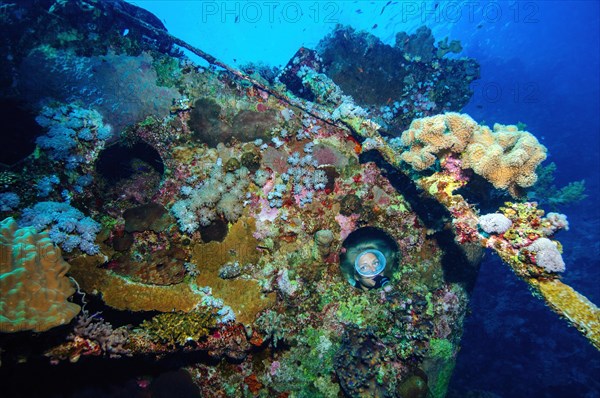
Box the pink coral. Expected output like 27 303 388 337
256 198 279 222
270 360 281 376
313 145 338 165
441 154 470 182
361 163 380 186
335 213 358 240
262 147 289 173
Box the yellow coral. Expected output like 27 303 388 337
530 278 600 350
191 217 276 324
462 123 547 195
67 218 275 324
68 254 204 312
0 217 80 332
400 113 477 171
141 310 216 346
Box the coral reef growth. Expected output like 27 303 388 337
1 3 596 397
19 201 101 255
68 254 205 312
196 323 253 361
123 202 172 233
462 123 547 195
20 50 180 133
478 213 512 234
315 25 479 132
399 112 478 171
191 218 274 325
399 113 547 196
0 217 80 332
35 104 112 170
522 237 565 273
141 310 216 347
171 163 250 233
345 95 598 349
527 162 587 209
334 326 396 397
187 98 230 147
45 311 132 362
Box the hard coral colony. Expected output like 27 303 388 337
0 2 598 398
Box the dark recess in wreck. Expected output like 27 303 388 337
96 142 165 183
0 99 44 167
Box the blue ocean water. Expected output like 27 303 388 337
131 0 600 396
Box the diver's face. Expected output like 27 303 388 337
357 252 380 274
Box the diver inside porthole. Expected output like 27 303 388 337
354 249 390 291
340 227 399 292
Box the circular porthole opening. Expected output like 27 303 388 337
95 141 164 205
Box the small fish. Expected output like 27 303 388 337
477 23 483 29
235 15 239 23
372 24 378 29
355 9 363 14
434 3 439 9
380 1 392 15
476 105 483 109
122 28 129 36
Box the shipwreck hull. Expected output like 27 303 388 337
0 1 514 397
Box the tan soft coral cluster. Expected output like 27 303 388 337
0 217 80 332
400 113 547 195
400 112 478 171
462 123 547 195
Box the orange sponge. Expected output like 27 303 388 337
400 114 547 196
462 123 547 195
400 113 478 171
